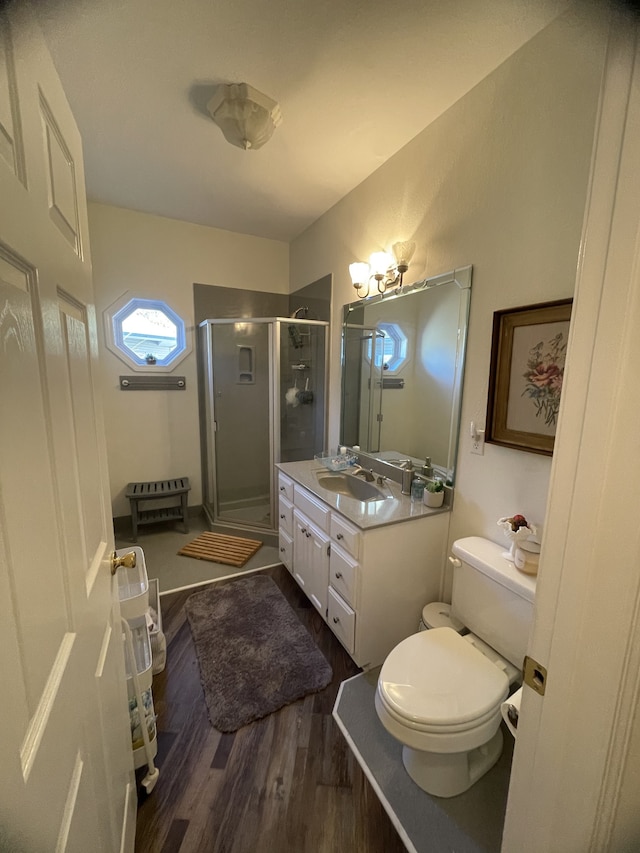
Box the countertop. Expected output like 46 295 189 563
276 460 450 531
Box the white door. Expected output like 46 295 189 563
0 5 135 852
503 19 640 852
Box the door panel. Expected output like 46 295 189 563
0 16 25 181
0 5 134 851
211 321 272 528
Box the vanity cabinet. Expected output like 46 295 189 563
278 470 449 670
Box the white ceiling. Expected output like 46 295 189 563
37 0 568 242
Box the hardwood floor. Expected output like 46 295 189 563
134 565 406 853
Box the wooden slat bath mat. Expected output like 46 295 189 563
178 531 263 567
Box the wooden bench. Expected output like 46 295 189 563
125 478 191 541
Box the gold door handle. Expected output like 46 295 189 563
111 550 136 576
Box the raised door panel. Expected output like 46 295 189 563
278 495 293 537
330 512 361 560
277 472 294 503
328 587 356 654
40 93 81 255
292 510 310 593
308 525 330 616
0 11 24 181
278 528 293 572
329 543 358 609
294 484 330 532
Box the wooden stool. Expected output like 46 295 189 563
125 477 191 541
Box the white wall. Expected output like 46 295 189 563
289 8 606 583
89 203 289 516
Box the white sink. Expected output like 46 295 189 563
315 471 390 502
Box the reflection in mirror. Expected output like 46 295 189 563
340 266 472 484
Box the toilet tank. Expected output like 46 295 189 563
451 536 536 668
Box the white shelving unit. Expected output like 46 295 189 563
116 545 161 793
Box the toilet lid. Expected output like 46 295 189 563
378 627 509 727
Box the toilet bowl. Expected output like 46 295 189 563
375 536 535 798
376 627 514 797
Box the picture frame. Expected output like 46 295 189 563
486 299 572 456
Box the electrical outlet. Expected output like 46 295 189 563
471 433 485 455
470 421 485 455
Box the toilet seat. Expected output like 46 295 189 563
378 627 509 730
376 687 501 735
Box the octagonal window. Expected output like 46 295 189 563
109 297 187 368
367 322 408 373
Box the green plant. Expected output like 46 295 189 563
426 479 444 493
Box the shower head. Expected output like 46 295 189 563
290 307 309 319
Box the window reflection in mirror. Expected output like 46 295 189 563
340 266 471 485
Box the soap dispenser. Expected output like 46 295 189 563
421 457 433 478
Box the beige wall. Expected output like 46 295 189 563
290 8 605 581
89 203 289 516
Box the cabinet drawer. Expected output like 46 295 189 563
294 486 330 533
330 543 358 609
278 495 293 536
330 513 361 560
277 472 294 503
328 587 355 654
278 529 293 572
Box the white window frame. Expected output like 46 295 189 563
366 321 408 374
103 293 192 372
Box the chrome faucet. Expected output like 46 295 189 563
351 465 375 482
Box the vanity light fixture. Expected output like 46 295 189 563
207 82 282 150
349 241 416 299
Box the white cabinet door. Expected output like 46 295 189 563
0 6 134 852
293 509 311 594
308 524 330 616
293 509 329 616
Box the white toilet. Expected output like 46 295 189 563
375 536 536 798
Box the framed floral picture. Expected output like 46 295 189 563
486 299 572 456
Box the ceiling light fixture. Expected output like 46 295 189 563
206 82 282 151
349 241 416 299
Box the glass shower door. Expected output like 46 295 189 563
210 321 272 528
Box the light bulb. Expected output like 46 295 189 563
369 251 395 278
349 262 370 286
392 241 416 272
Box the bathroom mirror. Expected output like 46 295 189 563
340 265 472 485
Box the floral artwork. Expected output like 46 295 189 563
486 300 572 456
522 330 567 428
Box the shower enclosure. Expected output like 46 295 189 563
199 317 328 532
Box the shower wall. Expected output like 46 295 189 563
279 320 327 462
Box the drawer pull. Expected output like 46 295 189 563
301 527 307 534
280 486 286 491
336 533 344 540
280 514 285 519
306 532 311 538
333 617 340 624
335 572 343 579
280 547 285 552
